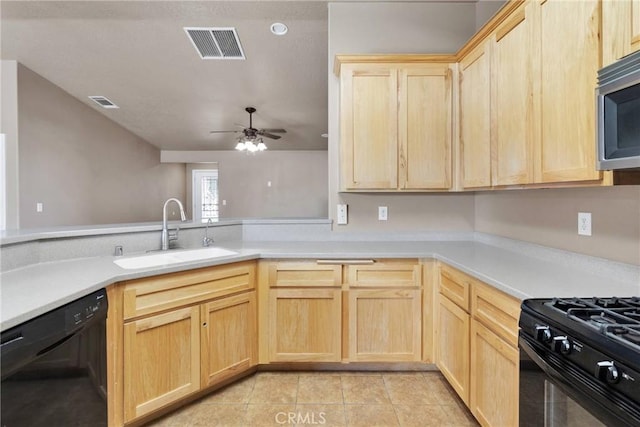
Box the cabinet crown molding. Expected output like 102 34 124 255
334 54 457 76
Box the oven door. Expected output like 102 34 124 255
519 333 640 427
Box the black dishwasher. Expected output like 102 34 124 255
1 289 108 427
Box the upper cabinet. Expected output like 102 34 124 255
336 56 454 192
491 6 534 186
459 0 606 190
459 41 492 189
338 0 636 193
602 0 640 66
536 0 601 183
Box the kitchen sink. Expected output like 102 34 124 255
113 247 239 269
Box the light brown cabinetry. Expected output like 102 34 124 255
469 320 519 427
537 0 600 183
435 265 471 404
491 6 534 186
602 0 640 66
346 260 423 362
201 292 256 387
108 261 257 426
459 40 492 189
470 281 520 427
266 262 343 362
123 306 201 422
336 56 453 191
459 0 608 190
436 263 521 426
261 259 423 364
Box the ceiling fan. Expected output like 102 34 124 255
210 107 286 140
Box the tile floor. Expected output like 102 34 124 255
148 371 479 427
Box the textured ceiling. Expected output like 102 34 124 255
1 1 330 150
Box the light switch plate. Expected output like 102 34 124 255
337 204 348 225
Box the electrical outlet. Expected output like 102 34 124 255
36 202 43 213
578 212 592 236
378 206 388 221
337 204 348 225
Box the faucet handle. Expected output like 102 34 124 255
169 226 180 241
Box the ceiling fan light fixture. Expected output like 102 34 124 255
270 22 288 36
235 141 246 151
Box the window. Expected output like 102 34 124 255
192 169 219 223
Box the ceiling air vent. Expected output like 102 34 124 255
184 27 246 60
88 96 119 109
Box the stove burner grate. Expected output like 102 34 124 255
544 297 640 352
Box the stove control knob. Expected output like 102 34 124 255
596 361 620 384
553 336 571 355
535 325 552 344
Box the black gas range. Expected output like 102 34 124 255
519 297 640 427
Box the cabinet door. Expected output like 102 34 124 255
399 65 452 190
340 64 398 190
123 306 200 423
492 6 534 186
633 0 640 53
201 291 256 387
460 42 492 189
538 0 601 183
348 289 422 362
269 288 342 362
435 295 470 405
470 319 519 427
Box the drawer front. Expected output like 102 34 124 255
472 281 520 347
123 261 256 320
268 262 342 287
347 260 421 288
439 264 471 312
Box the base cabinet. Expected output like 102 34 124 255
123 306 201 423
110 261 257 426
435 294 470 404
470 319 519 427
201 292 256 387
436 263 521 426
269 288 342 362
347 288 422 362
262 259 423 364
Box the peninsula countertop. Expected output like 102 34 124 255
2 240 639 331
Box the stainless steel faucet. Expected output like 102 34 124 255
161 198 187 250
203 218 214 247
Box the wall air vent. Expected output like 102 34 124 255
184 27 246 60
88 96 119 109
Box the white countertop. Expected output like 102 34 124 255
2 240 639 331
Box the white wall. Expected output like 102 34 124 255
164 150 328 219
17 64 186 228
1 60 20 229
328 2 478 232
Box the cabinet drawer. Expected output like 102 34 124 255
123 261 256 320
439 264 471 312
347 260 421 288
268 262 342 287
472 281 520 347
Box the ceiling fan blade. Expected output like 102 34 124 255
258 131 282 140
261 128 287 133
209 130 242 134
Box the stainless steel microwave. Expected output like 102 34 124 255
597 50 640 170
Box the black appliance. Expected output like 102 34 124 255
1 289 108 427
519 296 640 427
